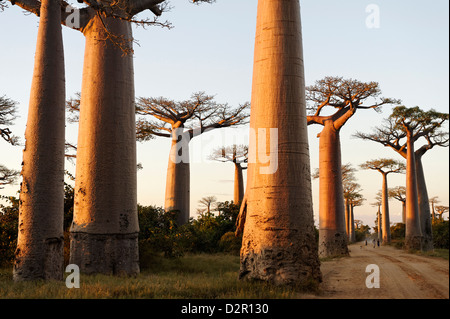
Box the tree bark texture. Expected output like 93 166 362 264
164 127 190 225
234 163 244 204
404 133 423 250
349 205 356 243
415 155 433 251
381 173 391 245
377 205 382 241
318 120 348 257
69 14 139 275
14 0 66 281
240 0 322 285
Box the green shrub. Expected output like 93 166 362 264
432 219 449 249
0 196 18 266
219 231 242 255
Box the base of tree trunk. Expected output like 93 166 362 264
318 230 349 258
239 243 322 286
421 235 434 252
405 235 423 251
69 232 139 276
13 237 64 281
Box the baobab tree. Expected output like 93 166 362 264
372 192 383 242
209 144 248 204
435 205 449 220
197 196 217 215
7 0 216 276
429 196 440 221
389 186 407 223
7 0 67 281
360 158 406 244
237 0 322 286
136 92 249 225
306 76 399 257
355 106 449 250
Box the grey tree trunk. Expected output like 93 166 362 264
404 133 423 250
415 154 433 251
69 14 139 276
382 173 391 245
164 126 190 225
240 0 322 285
318 121 348 257
234 163 244 204
13 0 66 281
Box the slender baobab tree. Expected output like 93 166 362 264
389 186 407 224
343 181 363 243
10 0 66 281
236 0 322 286
355 106 449 250
197 196 217 215
136 92 249 225
429 196 440 221
372 191 383 242
210 145 248 204
360 158 406 245
306 76 399 257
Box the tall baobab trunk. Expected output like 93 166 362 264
318 120 348 257
349 204 356 243
13 0 66 281
402 201 406 224
381 173 391 245
70 15 139 275
405 133 423 250
344 198 350 238
240 0 321 285
234 163 244 204
415 154 433 251
377 205 382 242
165 126 190 225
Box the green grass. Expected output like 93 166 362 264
0 254 317 299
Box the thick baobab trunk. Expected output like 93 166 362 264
381 173 391 245
404 134 423 250
318 120 348 257
415 154 433 251
165 126 190 225
240 0 321 285
70 15 139 275
13 0 66 281
234 163 244 204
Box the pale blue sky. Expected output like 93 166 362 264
0 0 448 227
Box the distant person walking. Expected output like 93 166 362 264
377 239 380 247
372 239 376 248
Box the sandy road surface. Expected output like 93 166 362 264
315 242 449 299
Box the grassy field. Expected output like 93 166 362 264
0 254 318 299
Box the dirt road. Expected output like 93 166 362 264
316 242 449 299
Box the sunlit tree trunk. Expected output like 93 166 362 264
415 154 433 251
13 0 66 281
381 173 391 245
234 163 244 204
165 126 190 225
405 133 423 250
344 198 350 238
318 120 348 257
377 205 382 242
349 204 356 243
240 0 321 285
70 14 139 275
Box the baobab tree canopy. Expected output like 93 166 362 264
306 76 400 129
